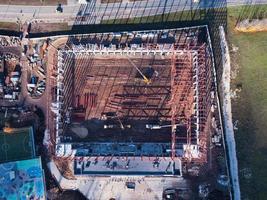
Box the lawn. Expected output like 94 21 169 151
227 5 267 200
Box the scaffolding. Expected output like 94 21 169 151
170 46 196 160
63 44 185 56
169 42 213 161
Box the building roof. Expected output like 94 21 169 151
0 157 46 200
0 127 35 163
74 156 182 176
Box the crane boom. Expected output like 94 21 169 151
127 57 151 84
146 123 183 130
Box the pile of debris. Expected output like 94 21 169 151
235 19 267 32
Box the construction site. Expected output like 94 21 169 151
47 26 228 198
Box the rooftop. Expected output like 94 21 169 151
0 157 46 200
74 156 181 176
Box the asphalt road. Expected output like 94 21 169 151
0 0 266 24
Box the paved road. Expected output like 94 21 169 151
19 55 48 117
0 0 266 25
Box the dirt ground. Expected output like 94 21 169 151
0 0 67 6
70 126 88 138
29 22 70 33
235 19 267 32
0 22 18 31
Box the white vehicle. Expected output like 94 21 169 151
114 33 121 38
141 34 148 39
38 67 45 73
37 70 45 78
36 90 42 95
135 33 142 38
37 86 45 91
38 80 46 87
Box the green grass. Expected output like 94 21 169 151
227 5 267 200
0 127 35 163
231 4 267 21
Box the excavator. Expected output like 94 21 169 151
127 57 151 85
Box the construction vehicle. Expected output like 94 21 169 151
127 57 151 84
162 188 180 200
126 182 136 189
102 112 131 130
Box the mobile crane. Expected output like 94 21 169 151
127 57 151 84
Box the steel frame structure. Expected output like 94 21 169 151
52 29 214 163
